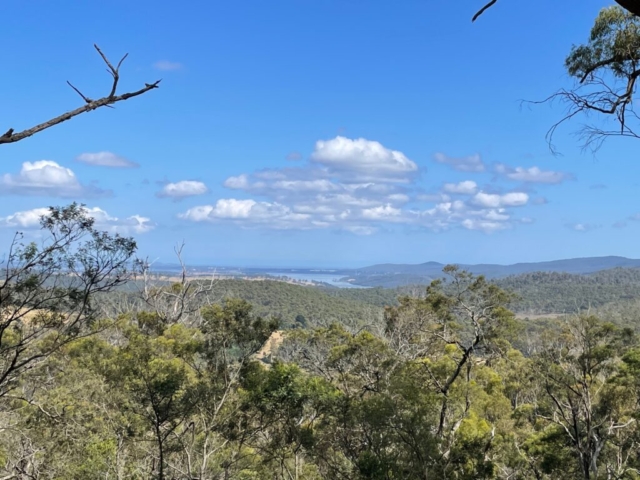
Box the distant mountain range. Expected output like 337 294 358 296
339 256 640 287
149 256 640 289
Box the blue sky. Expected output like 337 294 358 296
1 0 638 268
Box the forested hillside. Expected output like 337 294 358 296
205 280 397 327
7 250 640 479
495 268 640 314
184 268 640 325
341 257 640 287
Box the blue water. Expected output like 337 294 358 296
265 272 365 288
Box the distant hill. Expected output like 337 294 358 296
341 256 640 287
496 268 640 315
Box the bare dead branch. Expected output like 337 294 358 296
524 65 640 154
137 243 219 326
66 81 92 103
472 0 498 22
1 45 160 146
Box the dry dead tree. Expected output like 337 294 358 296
0 44 160 146
137 243 218 326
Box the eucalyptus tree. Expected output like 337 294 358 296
0 203 137 397
474 2 640 151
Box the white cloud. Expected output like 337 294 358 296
566 222 599 232
482 209 510 221
494 163 573 184
344 225 378 235
157 181 208 200
387 193 410 204
76 152 139 168
462 218 509 233
272 179 338 192
0 161 109 197
443 180 477 195
0 207 51 228
153 60 183 71
361 204 402 221
203 199 256 219
185 137 538 235
179 199 312 229
472 191 529 208
0 206 154 235
85 207 155 234
311 136 418 182
224 174 250 189
433 153 485 172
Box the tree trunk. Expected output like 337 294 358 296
616 0 640 16
154 423 165 480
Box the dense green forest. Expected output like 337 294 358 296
495 269 640 315
5 217 640 479
143 268 640 329
5 207 640 479
205 280 396 328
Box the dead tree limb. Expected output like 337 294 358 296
0 44 160 146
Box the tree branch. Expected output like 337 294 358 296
472 0 640 22
472 0 498 22
0 44 160 146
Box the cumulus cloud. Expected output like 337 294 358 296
472 191 529 208
0 161 109 198
443 180 477 195
0 207 51 228
157 181 208 200
153 60 183 71
86 207 155 234
76 152 139 168
494 163 573 184
181 137 539 235
310 136 418 182
0 206 154 234
361 204 402 221
433 152 485 172
179 199 312 229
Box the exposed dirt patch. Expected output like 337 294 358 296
254 330 285 362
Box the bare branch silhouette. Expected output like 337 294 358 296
1 44 160 146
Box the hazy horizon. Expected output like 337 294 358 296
149 253 640 271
